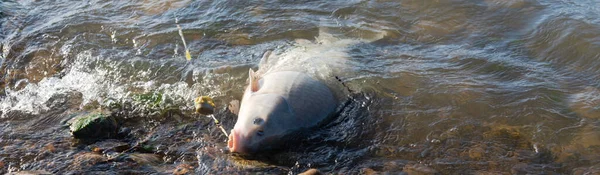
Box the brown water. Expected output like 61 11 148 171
1 0 600 174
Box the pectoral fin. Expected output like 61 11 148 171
249 68 259 92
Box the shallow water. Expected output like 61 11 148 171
1 0 600 174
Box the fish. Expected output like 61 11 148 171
227 67 338 154
227 30 387 154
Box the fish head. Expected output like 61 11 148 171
228 93 293 154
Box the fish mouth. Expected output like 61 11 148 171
228 129 247 154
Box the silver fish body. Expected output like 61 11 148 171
228 70 337 154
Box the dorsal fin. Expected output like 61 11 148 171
258 50 272 68
249 68 259 92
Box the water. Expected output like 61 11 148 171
1 0 600 174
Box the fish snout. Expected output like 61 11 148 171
228 129 248 154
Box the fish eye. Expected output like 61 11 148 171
253 118 263 125
257 130 264 137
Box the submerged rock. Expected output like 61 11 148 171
124 153 162 166
88 140 130 153
572 166 600 175
403 164 439 175
6 170 53 175
69 112 118 140
362 168 378 175
173 163 194 175
299 168 321 175
70 152 108 169
45 91 83 110
468 146 486 160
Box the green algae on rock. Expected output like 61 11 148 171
69 112 119 140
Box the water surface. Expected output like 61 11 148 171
1 0 600 174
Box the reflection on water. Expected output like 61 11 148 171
1 0 600 174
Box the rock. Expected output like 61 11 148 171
468 147 486 160
6 170 53 175
383 160 408 171
127 153 162 165
44 143 56 153
71 152 107 168
298 168 321 175
485 0 531 9
362 168 378 175
194 96 215 115
483 125 530 149
69 111 118 140
510 163 529 174
572 166 600 175
88 140 130 153
45 91 83 110
173 163 193 175
117 127 132 138
403 164 439 175
216 30 253 45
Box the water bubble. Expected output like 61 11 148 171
111 31 117 43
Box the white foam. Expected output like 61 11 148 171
258 28 386 80
0 51 128 117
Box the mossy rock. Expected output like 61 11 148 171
69 112 119 140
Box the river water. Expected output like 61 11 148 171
1 0 600 174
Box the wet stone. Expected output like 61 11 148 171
403 164 439 175
117 127 132 138
71 152 107 169
44 143 56 153
510 163 529 174
173 163 193 175
6 170 53 175
298 168 321 175
484 161 501 171
383 160 409 172
126 153 162 166
88 140 129 153
473 170 505 175
485 0 531 9
82 100 101 111
483 126 531 149
468 147 486 160
572 165 600 175
443 148 461 158
362 168 378 175
69 111 118 141
44 91 83 110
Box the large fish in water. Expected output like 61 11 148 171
227 30 386 154
227 68 338 154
